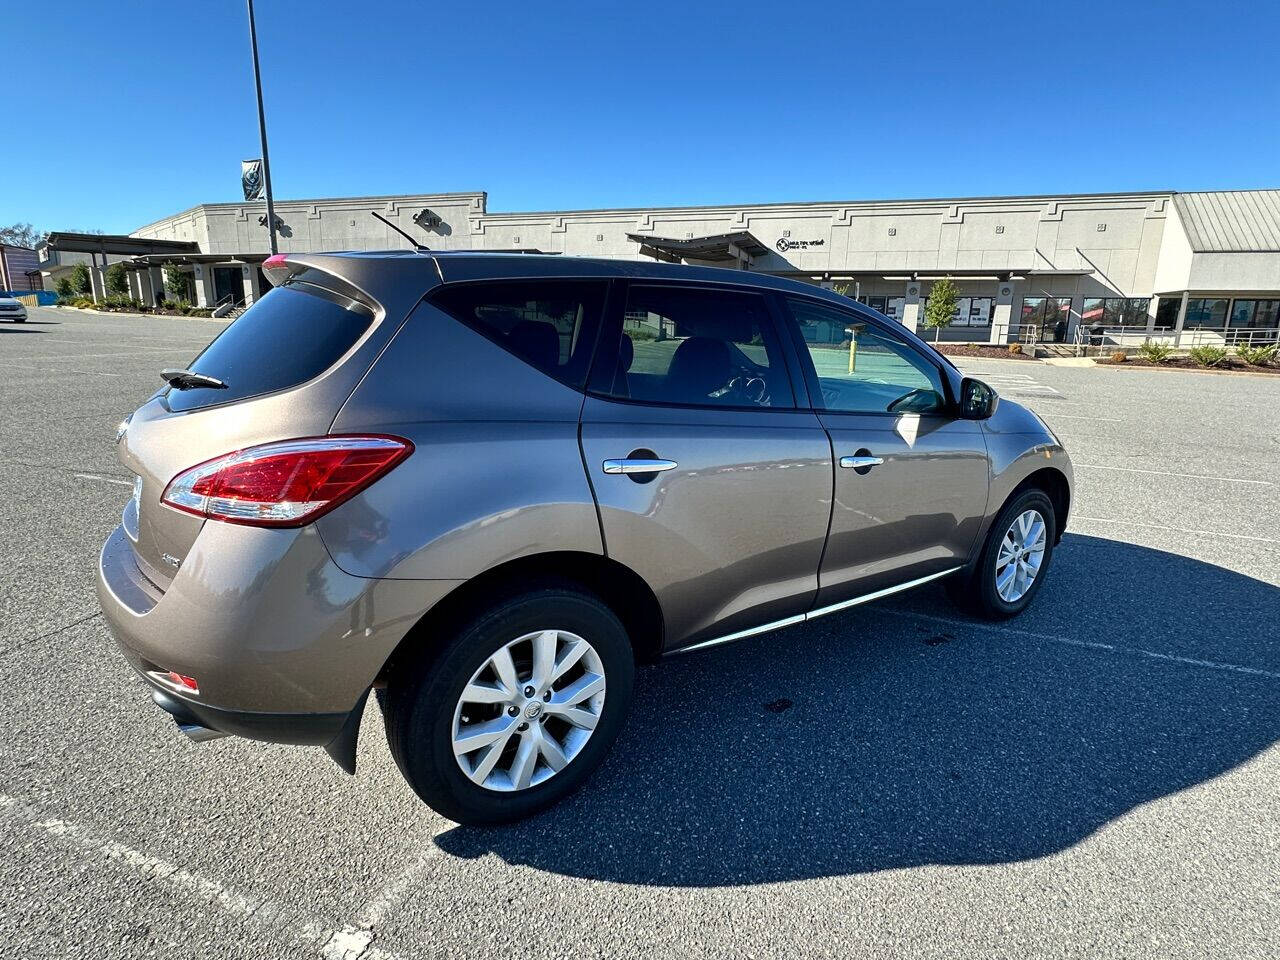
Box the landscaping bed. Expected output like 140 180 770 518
1096 356 1280 375
935 343 1038 361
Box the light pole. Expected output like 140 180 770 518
246 0 278 254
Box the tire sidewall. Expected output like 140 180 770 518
978 490 1057 618
394 589 634 824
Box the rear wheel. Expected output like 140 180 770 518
383 586 634 824
947 488 1056 620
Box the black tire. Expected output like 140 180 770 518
947 488 1056 620
383 585 634 825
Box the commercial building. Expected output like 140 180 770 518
0 244 42 292
39 187 1280 345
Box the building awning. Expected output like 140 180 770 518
41 232 200 257
628 231 772 264
127 252 272 268
778 266 1094 281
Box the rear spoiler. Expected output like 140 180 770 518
262 254 378 317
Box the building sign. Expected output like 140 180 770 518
775 238 825 253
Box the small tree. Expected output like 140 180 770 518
106 262 129 295
69 263 92 295
164 265 190 301
54 276 75 299
923 275 959 343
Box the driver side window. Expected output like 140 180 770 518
596 285 794 409
785 297 946 415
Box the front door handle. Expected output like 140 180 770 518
603 458 678 475
839 455 884 470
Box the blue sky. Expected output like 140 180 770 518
8 0 1278 235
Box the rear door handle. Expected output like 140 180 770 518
839 455 884 470
602 458 678 475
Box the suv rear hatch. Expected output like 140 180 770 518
115 257 420 591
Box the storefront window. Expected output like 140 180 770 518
1184 298 1229 329
1082 297 1151 327
1155 298 1180 329
1229 299 1280 328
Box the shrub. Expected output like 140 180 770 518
1235 344 1278 366
54 276 76 299
1007 342 1022 355
1138 340 1173 363
625 327 657 342
1110 350 1127 363
1188 345 1228 368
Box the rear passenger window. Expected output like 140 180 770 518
430 280 606 389
595 285 794 409
167 283 374 412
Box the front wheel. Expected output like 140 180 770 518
947 489 1056 620
383 586 634 824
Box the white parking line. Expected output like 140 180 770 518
1035 414 1124 422
74 473 134 487
0 793 402 960
1074 463 1273 486
890 610 1280 680
1071 516 1280 545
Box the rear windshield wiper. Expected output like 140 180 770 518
160 368 228 391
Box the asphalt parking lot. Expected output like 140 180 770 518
1 305 1277 959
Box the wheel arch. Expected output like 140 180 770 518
376 551 665 687
1007 466 1071 544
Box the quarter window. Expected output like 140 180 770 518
595 285 793 409
430 280 606 388
786 298 947 415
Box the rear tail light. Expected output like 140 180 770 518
161 435 412 527
166 671 199 692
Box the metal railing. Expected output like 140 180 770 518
1071 324 1280 357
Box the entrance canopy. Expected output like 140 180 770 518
41 232 199 259
628 231 771 265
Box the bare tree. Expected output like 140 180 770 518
0 222 42 248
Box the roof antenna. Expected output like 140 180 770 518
371 210 429 251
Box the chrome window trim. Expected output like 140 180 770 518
670 566 963 656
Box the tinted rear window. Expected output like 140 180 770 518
167 284 373 412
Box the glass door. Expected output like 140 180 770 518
1020 297 1071 342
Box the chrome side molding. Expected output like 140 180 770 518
671 566 964 656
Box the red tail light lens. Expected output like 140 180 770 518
162 436 412 527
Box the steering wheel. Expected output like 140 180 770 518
728 375 770 406
887 388 938 413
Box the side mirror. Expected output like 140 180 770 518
959 377 999 420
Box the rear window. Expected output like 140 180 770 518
166 284 374 412
429 280 606 389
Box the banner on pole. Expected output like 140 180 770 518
241 159 264 201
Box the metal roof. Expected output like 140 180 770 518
42 232 200 256
1173 191 1280 252
627 231 772 263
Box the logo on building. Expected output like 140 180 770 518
775 237 826 253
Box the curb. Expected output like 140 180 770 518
50 306 229 323
1093 362 1280 379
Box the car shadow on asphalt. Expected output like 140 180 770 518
435 534 1280 885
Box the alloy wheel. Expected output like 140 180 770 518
451 630 606 792
995 508 1047 603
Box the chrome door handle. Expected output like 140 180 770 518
839 455 884 469
602 458 678 475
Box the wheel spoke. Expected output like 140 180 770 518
552 672 605 708
460 681 510 705
551 637 591 684
536 727 569 771
454 716 516 757
508 730 538 789
530 630 558 691
489 645 519 695
996 564 1017 600
468 737 508 785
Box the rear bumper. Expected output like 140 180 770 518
96 520 460 735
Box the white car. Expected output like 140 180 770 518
0 296 28 322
